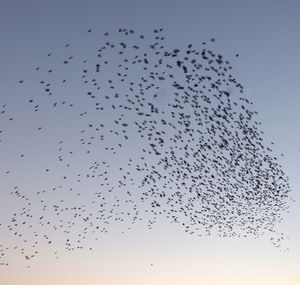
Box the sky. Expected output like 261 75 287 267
0 0 300 284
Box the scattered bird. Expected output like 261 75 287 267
0 27 292 268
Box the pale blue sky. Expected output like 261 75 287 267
0 0 300 284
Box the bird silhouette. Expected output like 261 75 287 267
0 27 292 267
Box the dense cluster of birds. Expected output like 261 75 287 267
0 28 292 267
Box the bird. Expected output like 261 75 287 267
0 27 292 268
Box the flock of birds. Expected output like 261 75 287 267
0 28 292 267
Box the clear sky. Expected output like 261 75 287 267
0 0 300 284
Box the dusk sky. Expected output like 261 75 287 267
1 0 300 284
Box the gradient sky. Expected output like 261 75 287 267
0 0 300 284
